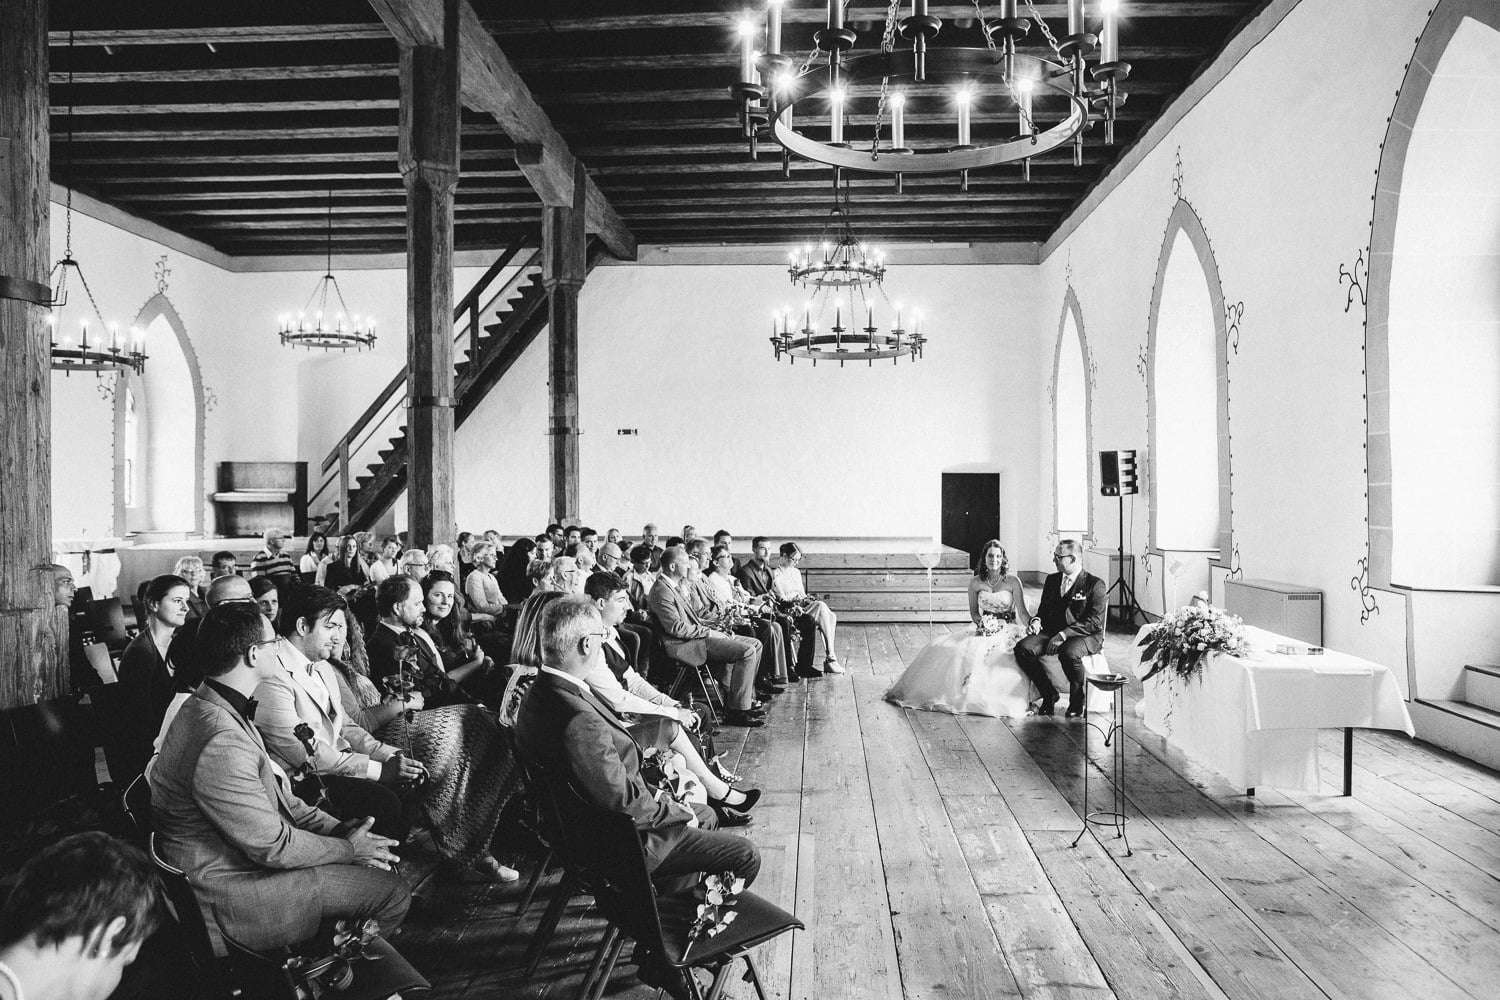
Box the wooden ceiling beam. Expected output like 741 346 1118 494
368 0 635 259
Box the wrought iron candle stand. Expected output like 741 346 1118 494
1071 671 1131 855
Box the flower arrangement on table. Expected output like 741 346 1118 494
686 871 745 951
1136 603 1247 683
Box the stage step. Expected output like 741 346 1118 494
805 569 972 591
1463 664 1500 713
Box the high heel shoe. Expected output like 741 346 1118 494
710 787 761 813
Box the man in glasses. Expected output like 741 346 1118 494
150 602 409 954
1013 539 1108 718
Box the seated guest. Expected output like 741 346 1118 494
427 542 458 576
711 530 741 576
249 576 281 633
703 543 788 688
255 586 421 839
0 831 162 1000
640 523 664 571
739 537 818 678
681 525 698 548
365 576 465 709
421 571 497 702
584 573 757 822
545 524 566 550
333 594 519 881
464 540 506 623
173 556 209 622
648 546 763 727
563 526 582 549
367 536 401 584
497 538 538 603
509 590 566 669
397 548 431 580
117 574 192 784
456 530 476 587
249 529 297 584
605 527 623 548
323 534 368 590
772 542 843 674
597 541 626 576
627 544 658 615
299 533 329 584
579 527 600 553
1013 539 1107 718
566 542 598 575
210 550 240 580
541 555 585 594
512 595 760 999
532 534 556 568
150 603 410 953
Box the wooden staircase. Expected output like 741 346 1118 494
311 233 604 533
798 544 974 623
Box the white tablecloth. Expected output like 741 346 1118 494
1128 625 1414 792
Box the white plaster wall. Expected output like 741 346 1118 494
452 263 1046 560
1041 0 1496 695
49 370 115 540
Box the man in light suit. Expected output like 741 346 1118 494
1013 539 1109 718
513 595 759 999
150 602 408 953
254 585 425 838
648 546 763 727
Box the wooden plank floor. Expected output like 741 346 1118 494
389 625 1500 1000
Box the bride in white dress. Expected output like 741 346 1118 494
885 540 1033 717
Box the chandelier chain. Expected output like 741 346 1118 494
1024 0 1066 59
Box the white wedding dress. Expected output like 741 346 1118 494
884 585 1033 718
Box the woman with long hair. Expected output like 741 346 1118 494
884 539 1033 717
117 574 193 782
420 570 497 703
300 532 329 583
324 534 368 590
329 587 521 882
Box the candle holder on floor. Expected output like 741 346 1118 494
1071 672 1132 856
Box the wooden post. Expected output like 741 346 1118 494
544 161 586 526
0 0 64 707
397 0 459 550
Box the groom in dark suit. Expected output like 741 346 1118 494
1014 540 1108 718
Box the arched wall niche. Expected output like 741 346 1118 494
1146 198 1232 563
1052 287 1094 541
116 292 206 536
1367 0 1500 590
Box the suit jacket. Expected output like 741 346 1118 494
149 684 354 946
1036 570 1108 651
366 621 446 693
253 651 396 779
736 560 775 598
646 576 710 663
512 670 693 872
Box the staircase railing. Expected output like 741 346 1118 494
307 230 542 526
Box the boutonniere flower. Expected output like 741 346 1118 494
1071 591 1087 602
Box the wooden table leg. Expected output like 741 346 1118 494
1343 726 1354 796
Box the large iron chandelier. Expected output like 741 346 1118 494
50 27 146 377
733 0 1129 189
771 183 925 365
277 193 376 351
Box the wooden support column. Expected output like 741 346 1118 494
544 161 587 526
0 0 64 707
397 0 459 550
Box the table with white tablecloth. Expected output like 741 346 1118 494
1128 625 1414 794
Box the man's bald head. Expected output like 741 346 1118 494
206 574 254 606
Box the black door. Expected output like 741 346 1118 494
941 473 1000 568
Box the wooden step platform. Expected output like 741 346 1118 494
785 538 972 623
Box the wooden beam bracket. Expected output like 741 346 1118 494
0 274 50 304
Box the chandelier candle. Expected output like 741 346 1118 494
956 88 973 146
1068 0 1085 35
829 87 845 144
739 17 757 83
767 0 782 55
1101 0 1120 64
890 91 906 148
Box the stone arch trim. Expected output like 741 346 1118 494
126 292 207 536
1145 198 1232 562
1366 0 1500 588
1052 286 1095 541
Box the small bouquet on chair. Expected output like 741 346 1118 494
976 613 1025 652
287 917 383 998
685 871 745 953
641 746 703 807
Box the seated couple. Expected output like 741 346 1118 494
884 539 1107 718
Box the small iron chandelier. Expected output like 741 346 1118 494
50 26 145 377
277 192 376 351
733 0 1129 190
770 183 926 366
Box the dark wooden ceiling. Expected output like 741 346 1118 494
47 1 1263 257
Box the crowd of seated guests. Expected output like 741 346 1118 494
83 520 832 998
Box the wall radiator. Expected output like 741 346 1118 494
1223 578 1323 645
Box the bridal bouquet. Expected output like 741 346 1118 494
976 613 1025 652
1137 603 1247 683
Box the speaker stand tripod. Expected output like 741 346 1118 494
1105 494 1146 631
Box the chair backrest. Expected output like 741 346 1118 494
122 772 153 843
148 833 223 974
496 664 538 730
90 596 131 649
537 773 670 955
